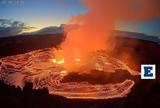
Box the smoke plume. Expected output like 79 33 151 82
61 0 160 70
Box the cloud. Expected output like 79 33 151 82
23 24 80 35
24 26 64 35
0 19 34 37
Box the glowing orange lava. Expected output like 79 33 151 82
0 48 139 99
52 58 64 64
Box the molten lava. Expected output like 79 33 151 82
0 0 160 100
0 48 139 99
52 58 64 64
52 57 80 65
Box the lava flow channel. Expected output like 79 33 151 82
0 48 138 99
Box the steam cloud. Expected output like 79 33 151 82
61 0 160 70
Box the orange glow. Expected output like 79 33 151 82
60 70 67 75
75 58 80 63
0 48 138 99
58 0 160 71
52 59 56 63
52 58 64 64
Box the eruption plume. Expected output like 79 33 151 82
59 0 160 70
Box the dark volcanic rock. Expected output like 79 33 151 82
0 80 160 108
61 69 138 84
0 33 65 58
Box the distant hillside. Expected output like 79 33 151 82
114 30 160 43
0 33 65 58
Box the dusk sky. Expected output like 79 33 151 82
0 0 160 36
